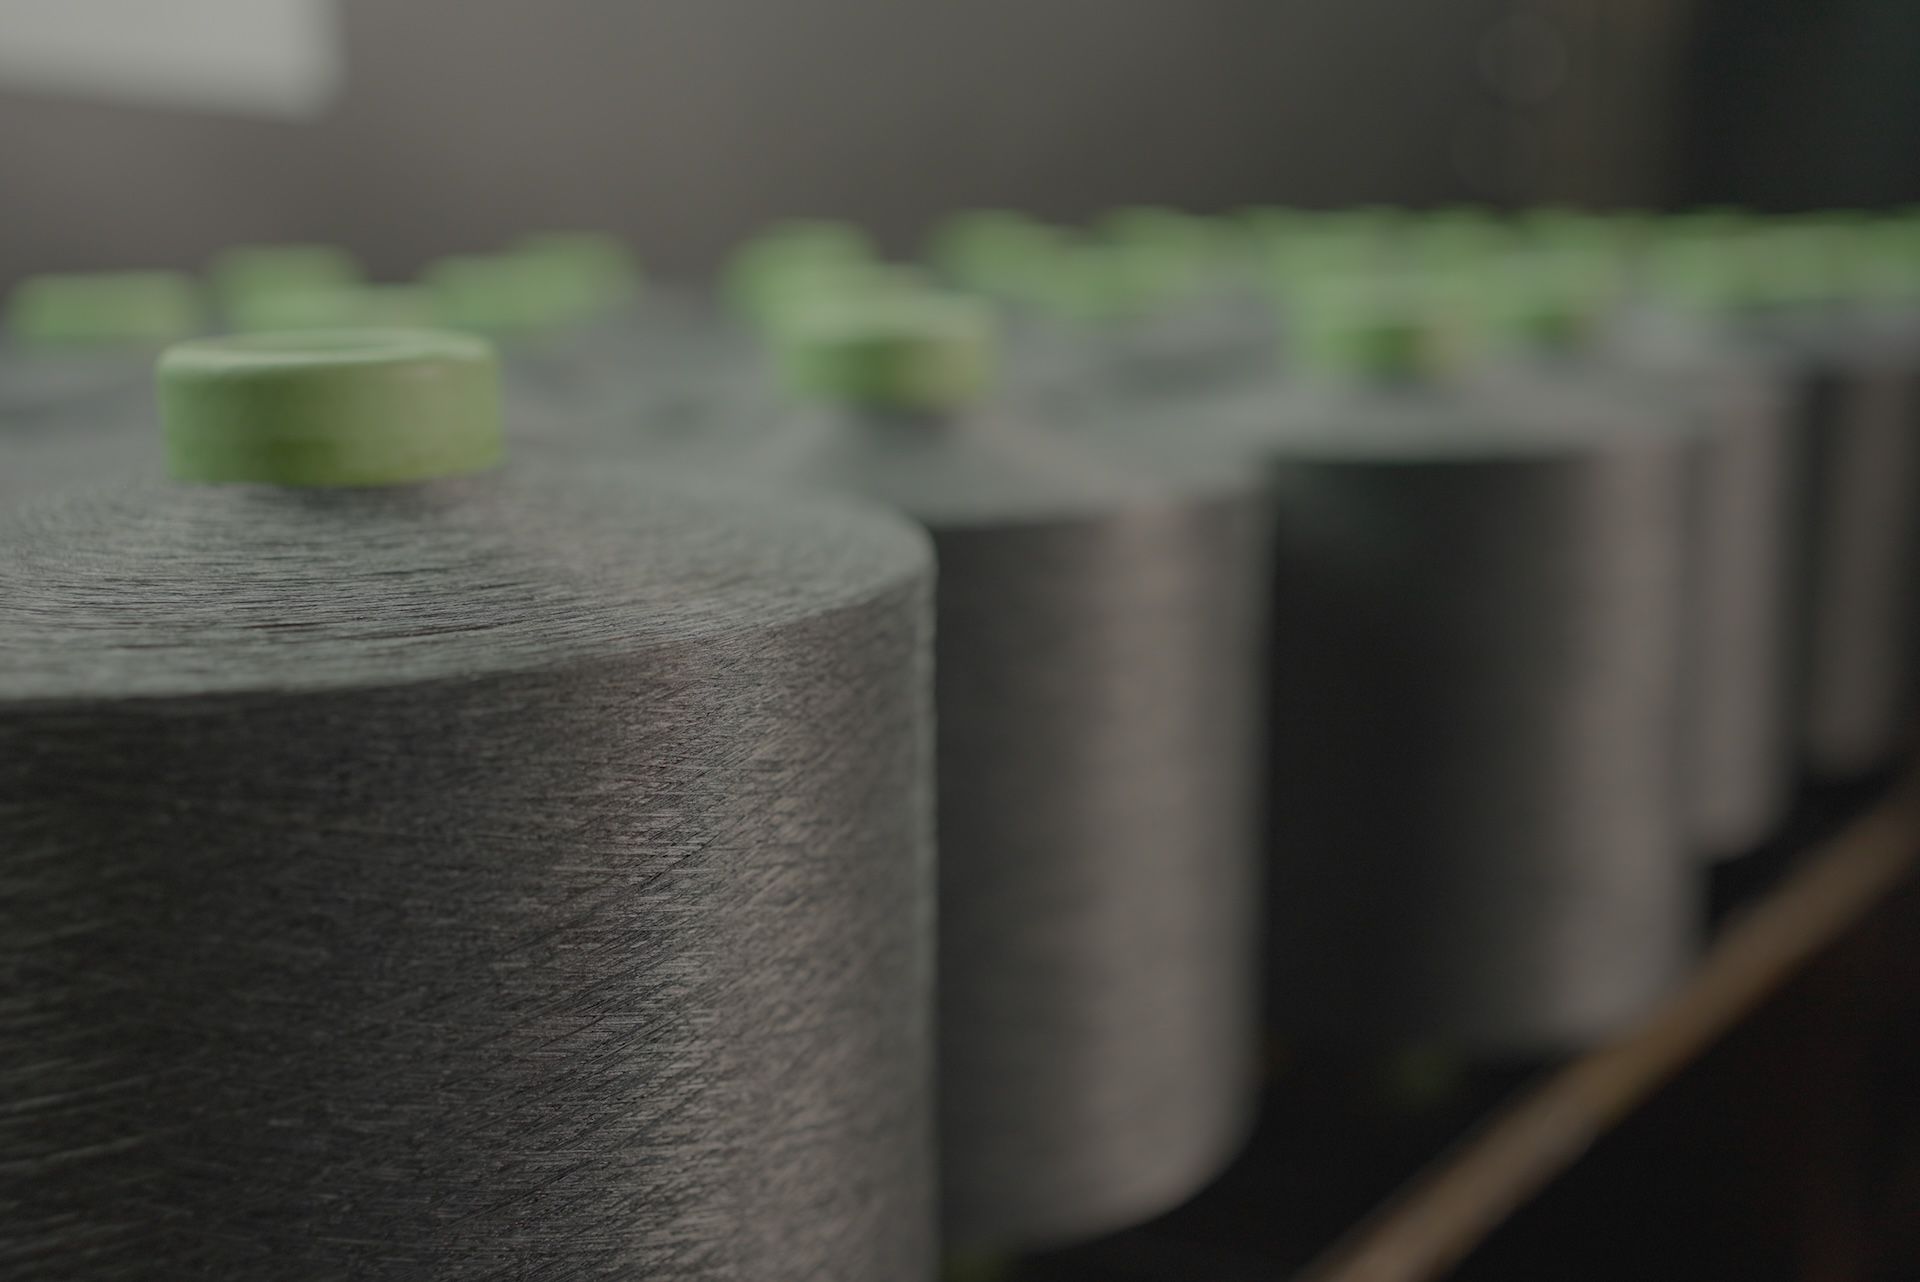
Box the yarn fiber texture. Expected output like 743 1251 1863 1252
0 464 937 1281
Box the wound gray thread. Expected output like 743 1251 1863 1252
1789 351 1920 778
704 411 1273 1254
0 465 937 1281
1232 385 1698 1053
1669 359 1797 858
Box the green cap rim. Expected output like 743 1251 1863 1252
161 329 504 487
778 294 995 413
6 270 204 347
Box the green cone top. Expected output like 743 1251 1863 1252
1641 235 1744 313
723 221 875 318
1646 220 1850 314
778 292 994 413
227 284 437 334
1265 223 1394 292
422 252 608 335
1407 207 1510 271
1096 206 1224 275
1482 250 1621 354
208 245 363 311
926 211 1065 298
1020 241 1196 323
1849 219 1920 302
749 260 930 341
1286 272 1477 383
161 329 503 487
516 232 644 314
6 271 204 347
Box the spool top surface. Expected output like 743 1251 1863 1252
0 463 931 702
161 329 504 487
1203 367 1693 464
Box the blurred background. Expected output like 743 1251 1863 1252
2 0 1919 284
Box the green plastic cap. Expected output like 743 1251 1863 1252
422 253 603 335
6 271 204 347
1408 207 1510 270
227 284 437 334
925 210 1065 297
778 293 994 413
516 232 644 314
1849 219 1920 303
1641 235 1743 313
1660 207 1753 243
1481 249 1620 353
1518 206 1644 259
742 259 925 338
1020 241 1194 324
208 245 363 310
161 329 503 487
1265 224 1394 292
723 220 875 316
1232 206 1313 256
1097 206 1222 264
1324 205 1414 238
1287 272 1478 383
1649 222 1846 315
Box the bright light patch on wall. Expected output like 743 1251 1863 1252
0 0 340 118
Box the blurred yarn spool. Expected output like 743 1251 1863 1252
743 293 1273 1253
1225 280 1697 1052
1487 260 1798 859
1650 221 1920 781
1779 327 1920 780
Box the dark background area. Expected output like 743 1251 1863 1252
0 0 1800 286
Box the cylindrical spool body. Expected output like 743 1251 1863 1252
0 337 937 1279
1495 338 1798 860
734 404 1272 1253
1758 316 1920 778
1247 385 1696 1052
1675 361 1797 854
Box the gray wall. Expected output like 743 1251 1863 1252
0 0 1676 287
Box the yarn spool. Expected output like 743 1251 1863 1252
0 330 938 1280
1492 296 1798 861
1603 329 1798 859
1212 303 1696 1053
1648 230 1920 779
1766 317 1920 779
756 295 1272 1253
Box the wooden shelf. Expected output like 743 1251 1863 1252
1302 775 1920 1282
